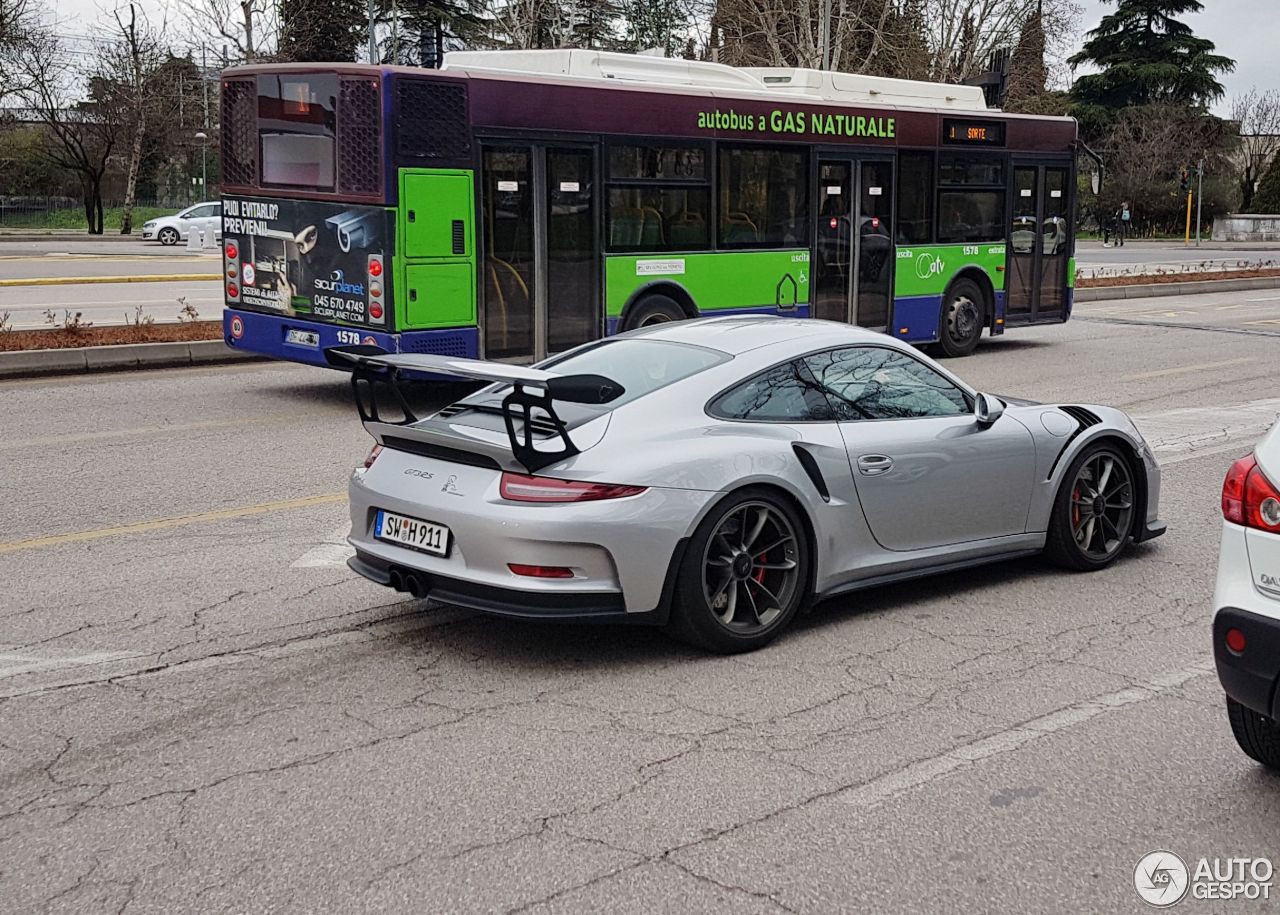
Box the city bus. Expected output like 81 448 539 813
218 50 1086 366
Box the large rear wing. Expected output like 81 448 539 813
325 346 625 473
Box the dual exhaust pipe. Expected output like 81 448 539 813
387 568 429 599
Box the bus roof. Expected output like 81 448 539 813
441 49 991 113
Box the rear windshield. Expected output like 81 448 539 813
538 338 729 408
439 339 728 433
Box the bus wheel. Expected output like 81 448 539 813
624 294 686 330
936 279 985 358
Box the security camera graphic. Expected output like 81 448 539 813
324 210 379 253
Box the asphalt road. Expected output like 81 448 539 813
0 244 221 281
2 291 1280 913
1 282 226 330
1076 240 1280 277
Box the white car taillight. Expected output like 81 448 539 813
499 472 646 503
363 444 384 469
1223 454 1280 531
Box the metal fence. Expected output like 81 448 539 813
0 195 211 229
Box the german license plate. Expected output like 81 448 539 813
285 329 319 347
374 510 450 557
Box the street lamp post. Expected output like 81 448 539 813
194 131 208 199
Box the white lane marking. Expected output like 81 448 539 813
1245 294 1280 302
1134 398 1280 455
0 646 145 680
1123 357 1253 381
291 526 354 568
839 663 1212 810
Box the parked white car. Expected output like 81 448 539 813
1214 419 1280 768
141 202 222 246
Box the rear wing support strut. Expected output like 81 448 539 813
325 345 625 474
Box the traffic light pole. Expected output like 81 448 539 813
1184 190 1193 247
1195 157 1205 247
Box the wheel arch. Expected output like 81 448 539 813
948 267 996 325
619 281 699 329
1049 430 1149 539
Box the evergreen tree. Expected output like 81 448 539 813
389 0 485 67
278 0 366 62
1069 0 1234 137
1003 5 1046 111
1253 152 1280 215
624 0 686 56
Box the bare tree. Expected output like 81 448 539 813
177 0 277 62
924 0 1079 83
0 0 34 102
714 0 891 72
1230 89 1280 212
99 4 170 234
14 33 126 234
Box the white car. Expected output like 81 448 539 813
141 202 222 246
1214 420 1280 768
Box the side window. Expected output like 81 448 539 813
606 143 710 253
896 151 933 245
718 146 809 248
803 347 970 420
936 152 1005 244
710 361 834 422
188 205 216 219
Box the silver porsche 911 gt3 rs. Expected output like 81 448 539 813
333 317 1165 653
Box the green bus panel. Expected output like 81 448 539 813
403 263 475 328
400 171 475 259
893 244 1008 298
396 168 477 330
604 251 811 317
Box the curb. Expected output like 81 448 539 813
1074 274 1280 302
0 340 263 379
0 273 220 287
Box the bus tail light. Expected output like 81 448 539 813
1223 454 1280 531
225 239 241 302
499 472 646 503
367 255 385 324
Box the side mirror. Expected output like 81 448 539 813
975 393 1005 427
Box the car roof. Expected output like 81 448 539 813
617 315 890 357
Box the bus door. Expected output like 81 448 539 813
813 155 894 331
1006 161 1071 322
480 143 601 361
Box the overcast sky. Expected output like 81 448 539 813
45 0 1277 108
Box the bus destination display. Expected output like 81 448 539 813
942 119 1007 146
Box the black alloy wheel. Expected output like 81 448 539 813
1045 443 1137 571
667 489 809 653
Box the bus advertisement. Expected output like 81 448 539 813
220 51 1084 366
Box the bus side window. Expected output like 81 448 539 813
896 151 934 245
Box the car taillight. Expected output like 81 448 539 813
508 563 574 578
499 472 646 503
363 444 383 469
1223 454 1280 530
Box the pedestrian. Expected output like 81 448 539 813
1102 209 1114 247
1118 201 1131 246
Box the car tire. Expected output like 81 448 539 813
1227 698 1280 769
1043 441 1137 571
935 278 985 358
623 294 686 330
157 227 179 246
665 487 810 654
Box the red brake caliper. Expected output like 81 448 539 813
1072 486 1081 528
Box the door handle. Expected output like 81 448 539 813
857 454 894 475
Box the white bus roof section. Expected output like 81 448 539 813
441 49 991 111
